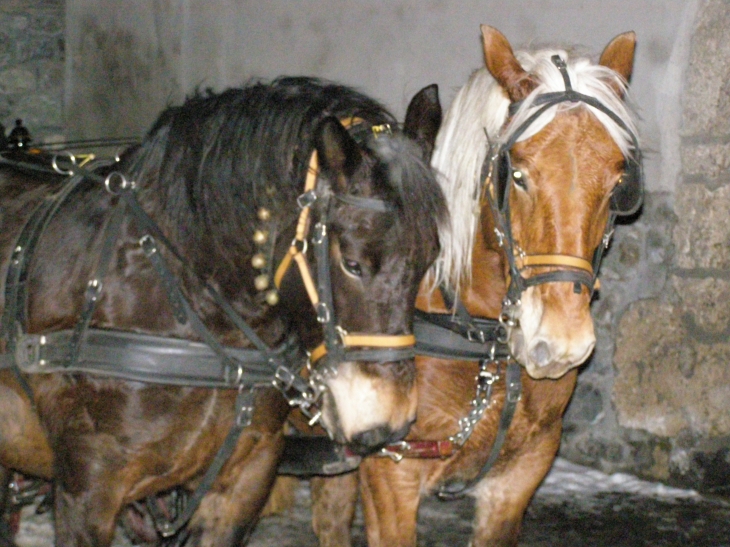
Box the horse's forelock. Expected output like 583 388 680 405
507 50 639 156
369 134 447 261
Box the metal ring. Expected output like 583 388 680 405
291 237 308 256
52 151 77 175
104 171 130 195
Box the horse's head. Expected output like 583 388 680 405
432 27 642 381
281 86 447 449
478 26 642 379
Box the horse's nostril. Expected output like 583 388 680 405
348 425 392 455
529 340 552 367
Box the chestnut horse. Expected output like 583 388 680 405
0 78 447 547
309 26 643 547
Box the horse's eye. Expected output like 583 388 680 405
512 169 527 191
341 258 363 278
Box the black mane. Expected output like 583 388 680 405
116 77 446 294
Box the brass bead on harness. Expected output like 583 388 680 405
257 207 271 222
265 289 280 306
253 230 268 245
251 253 266 269
254 274 269 291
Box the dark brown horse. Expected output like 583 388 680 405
0 78 447 546
308 26 643 547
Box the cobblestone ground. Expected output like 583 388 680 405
14 461 730 547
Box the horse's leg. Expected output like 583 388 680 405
310 472 358 547
470 443 558 547
0 466 16 547
358 458 421 547
52 429 132 547
187 388 290 547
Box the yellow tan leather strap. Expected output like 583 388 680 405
274 150 319 302
273 118 415 365
310 333 417 364
273 117 378 299
514 254 594 274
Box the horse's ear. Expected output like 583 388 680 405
480 24 538 102
403 84 442 162
315 117 362 192
599 31 636 95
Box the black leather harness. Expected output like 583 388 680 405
0 162 305 393
0 155 309 540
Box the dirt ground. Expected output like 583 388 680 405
13 462 730 547
247 480 730 547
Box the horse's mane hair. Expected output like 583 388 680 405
118 77 445 281
430 47 639 293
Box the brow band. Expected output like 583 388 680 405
335 194 396 212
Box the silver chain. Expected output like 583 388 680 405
449 345 501 447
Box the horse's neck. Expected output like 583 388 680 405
460 219 506 318
416 212 506 319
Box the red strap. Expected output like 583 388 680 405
378 440 455 460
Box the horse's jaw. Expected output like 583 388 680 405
318 361 418 450
508 285 596 380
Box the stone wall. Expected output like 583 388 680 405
0 0 64 145
560 0 730 496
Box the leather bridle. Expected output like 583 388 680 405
483 55 644 321
273 122 417 417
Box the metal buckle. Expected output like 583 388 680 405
378 441 408 462
291 237 308 256
139 234 156 256
17 335 47 368
52 151 76 175
316 302 330 324
104 171 132 194
603 228 615 249
297 190 317 209
313 223 327 245
466 326 486 344
273 366 297 392
85 278 102 302
236 386 256 427
10 244 23 266
494 228 505 248
371 124 392 138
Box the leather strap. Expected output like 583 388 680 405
273 131 416 369
0 328 302 388
437 361 522 499
379 440 455 461
150 387 256 539
514 253 593 273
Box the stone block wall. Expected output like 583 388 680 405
560 0 730 496
0 0 64 145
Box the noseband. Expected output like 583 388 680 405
273 119 416 422
483 55 644 313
